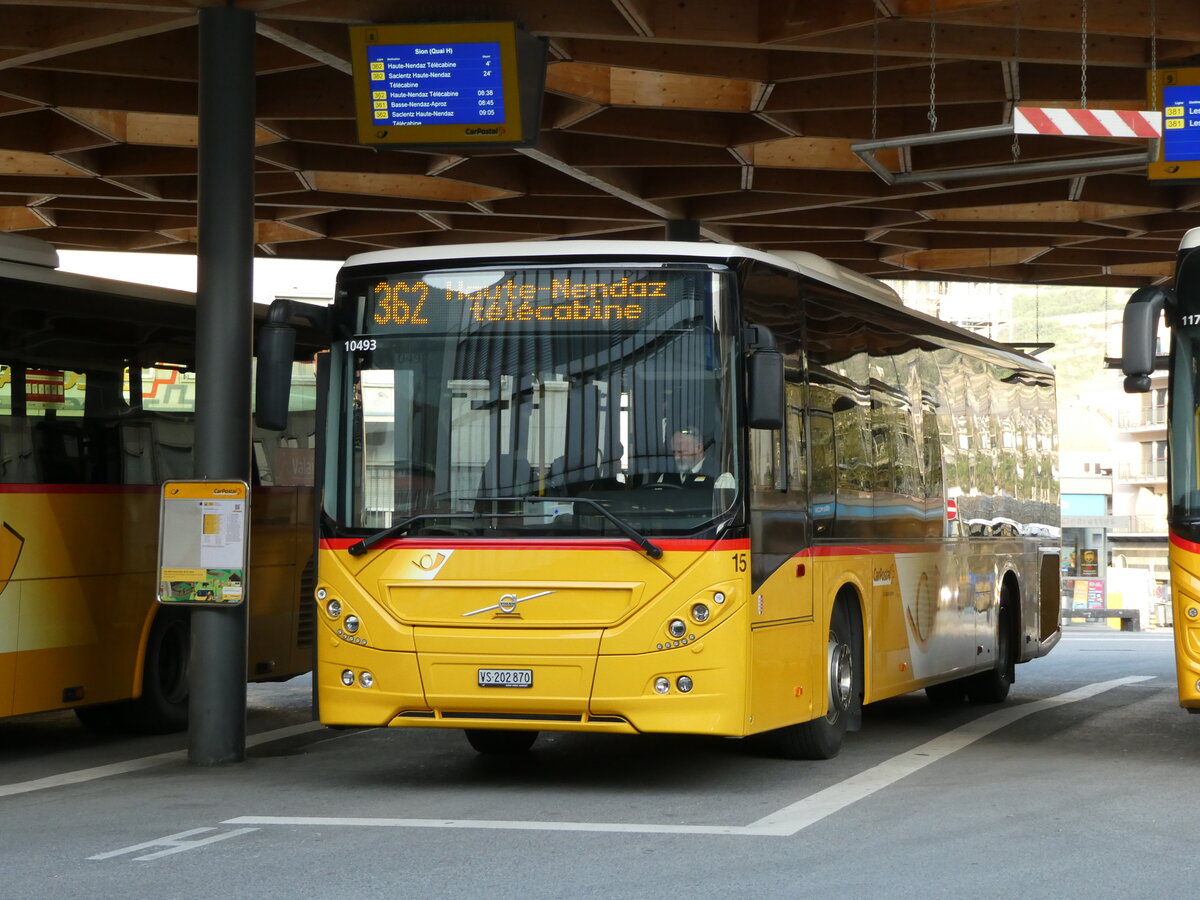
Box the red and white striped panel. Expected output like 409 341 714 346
1013 106 1162 138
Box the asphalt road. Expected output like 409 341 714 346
1 625 1195 900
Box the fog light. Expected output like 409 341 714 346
326 598 342 618
341 669 355 686
668 619 687 638
316 587 327 601
654 677 671 694
344 615 360 634
691 603 710 624
359 671 374 688
713 591 726 605
1189 607 1199 619
677 675 694 693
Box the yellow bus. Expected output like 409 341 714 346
257 240 1062 758
1122 226 1200 712
0 233 317 733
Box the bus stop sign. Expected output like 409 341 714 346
157 480 249 606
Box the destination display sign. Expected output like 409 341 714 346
349 22 546 149
351 269 697 336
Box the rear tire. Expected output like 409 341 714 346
465 729 538 755
768 602 857 760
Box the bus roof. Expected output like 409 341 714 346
342 240 904 308
341 240 1052 373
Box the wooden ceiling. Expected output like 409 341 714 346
1 0 1196 286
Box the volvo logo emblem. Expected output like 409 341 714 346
463 589 555 617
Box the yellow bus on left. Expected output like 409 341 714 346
0 233 320 733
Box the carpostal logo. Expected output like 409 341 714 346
212 488 240 495
465 126 507 137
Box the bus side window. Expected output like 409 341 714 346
809 411 835 537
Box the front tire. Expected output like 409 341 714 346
768 602 857 760
966 594 1015 704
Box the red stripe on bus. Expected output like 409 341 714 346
0 483 300 495
1170 530 1200 554
806 543 941 557
0 483 158 494
321 536 751 552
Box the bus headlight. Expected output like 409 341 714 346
654 677 671 694
344 615 360 634
341 669 355 686
677 675 694 693
326 598 342 618
691 603 710 624
359 671 374 688
668 619 687 639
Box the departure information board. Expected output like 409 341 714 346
1149 67 1200 181
1164 85 1200 162
364 41 506 128
350 22 546 149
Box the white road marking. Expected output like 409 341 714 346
744 675 1152 836
88 826 259 861
227 676 1154 838
0 721 324 799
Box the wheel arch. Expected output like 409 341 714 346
999 568 1021 681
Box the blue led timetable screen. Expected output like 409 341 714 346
366 41 507 127
1163 85 1200 163
350 21 546 148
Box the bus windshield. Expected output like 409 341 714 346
1170 317 1200 537
331 264 741 539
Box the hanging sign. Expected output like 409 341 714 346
1148 67 1200 181
157 480 249 606
348 21 547 149
1013 107 1161 138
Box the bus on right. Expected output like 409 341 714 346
1123 226 1200 711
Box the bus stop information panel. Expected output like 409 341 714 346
349 21 545 149
157 480 249 606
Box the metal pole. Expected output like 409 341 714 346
190 4 256 765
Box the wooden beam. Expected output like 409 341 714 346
881 246 1044 269
925 199 1166 222
305 172 518 203
741 135 900 171
0 8 196 70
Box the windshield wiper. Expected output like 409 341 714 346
346 512 479 556
347 497 664 560
529 495 663 559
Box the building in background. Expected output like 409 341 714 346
1110 366 1171 624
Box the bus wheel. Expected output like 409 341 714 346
768 603 856 760
966 595 1015 704
464 729 538 755
122 612 191 734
